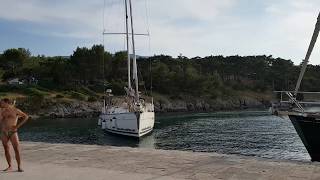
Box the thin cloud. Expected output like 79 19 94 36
0 0 319 64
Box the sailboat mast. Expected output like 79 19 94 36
124 0 131 89
294 12 320 96
128 0 139 100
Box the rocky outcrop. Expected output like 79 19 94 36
16 95 270 118
16 98 102 118
154 96 269 113
45 101 102 118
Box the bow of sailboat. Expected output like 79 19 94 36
271 12 320 162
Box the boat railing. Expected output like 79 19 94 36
273 91 320 112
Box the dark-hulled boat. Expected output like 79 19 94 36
288 112 320 161
272 12 320 161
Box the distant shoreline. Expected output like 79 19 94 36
15 94 271 119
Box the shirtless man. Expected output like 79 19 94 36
0 98 29 172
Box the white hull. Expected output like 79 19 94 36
99 105 155 138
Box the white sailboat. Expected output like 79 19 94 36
98 0 155 137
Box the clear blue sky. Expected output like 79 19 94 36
0 0 320 64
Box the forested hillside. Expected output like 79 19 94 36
1 45 320 102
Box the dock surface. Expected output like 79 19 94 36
0 142 320 180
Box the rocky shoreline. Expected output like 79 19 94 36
155 96 270 112
16 95 271 118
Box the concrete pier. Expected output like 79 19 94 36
0 142 320 180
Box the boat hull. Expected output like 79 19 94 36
289 114 320 161
100 111 155 138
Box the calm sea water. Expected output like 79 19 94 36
19 111 310 161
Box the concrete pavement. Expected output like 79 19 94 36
0 142 320 180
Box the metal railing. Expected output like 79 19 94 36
274 91 320 112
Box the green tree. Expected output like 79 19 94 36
70 45 105 84
1 48 31 74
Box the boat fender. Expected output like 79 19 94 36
102 120 107 129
